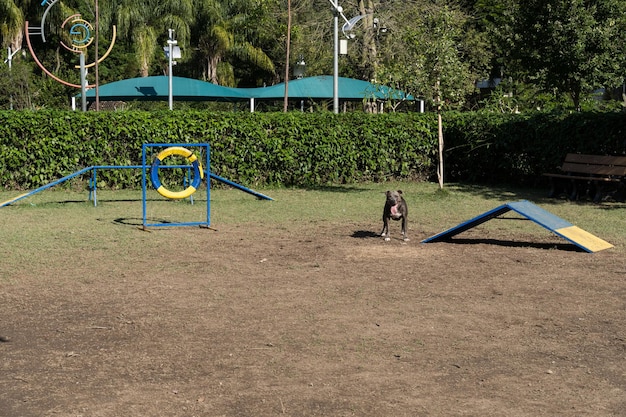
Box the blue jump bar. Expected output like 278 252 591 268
1 165 273 207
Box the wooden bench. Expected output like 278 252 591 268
543 153 626 202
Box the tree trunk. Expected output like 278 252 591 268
571 85 581 111
208 56 219 84
436 79 444 189
284 0 291 112
359 0 377 80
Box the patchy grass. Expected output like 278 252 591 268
2 181 625 247
1 181 625 416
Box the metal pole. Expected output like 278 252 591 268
80 52 87 112
142 145 148 228
168 29 174 110
8 47 13 110
333 10 339 114
95 0 100 111
6 47 21 110
328 0 351 114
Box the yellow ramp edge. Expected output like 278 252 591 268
0 193 30 207
556 225 614 253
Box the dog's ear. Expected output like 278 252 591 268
397 190 403 195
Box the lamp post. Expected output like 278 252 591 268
294 55 306 79
328 0 353 114
294 55 306 111
5 46 21 70
328 1 368 114
5 47 21 110
164 29 181 110
333 4 339 113
80 52 87 111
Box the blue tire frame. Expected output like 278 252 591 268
142 143 210 229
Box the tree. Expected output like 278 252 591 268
0 0 24 51
192 0 275 86
116 0 193 77
0 0 25 108
0 58 31 109
504 0 626 110
377 1 479 188
357 0 376 81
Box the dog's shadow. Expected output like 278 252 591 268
351 230 381 239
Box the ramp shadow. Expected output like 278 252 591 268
429 237 584 252
351 230 381 239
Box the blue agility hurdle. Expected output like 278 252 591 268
0 166 95 208
1 144 273 228
141 143 211 229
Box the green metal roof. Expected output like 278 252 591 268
243 76 412 100
82 75 412 102
83 76 248 102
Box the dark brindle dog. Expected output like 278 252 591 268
380 190 409 241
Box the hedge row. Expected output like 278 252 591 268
0 110 625 190
443 111 626 185
0 111 436 190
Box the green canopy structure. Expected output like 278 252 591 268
80 75 413 110
82 76 249 102
242 75 412 101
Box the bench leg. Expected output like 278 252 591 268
569 179 578 201
593 181 626 203
547 178 577 199
547 178 557 198
592 182 603 203
616 182 626 202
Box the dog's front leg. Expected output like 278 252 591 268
381 216 390 241
401 217 409 241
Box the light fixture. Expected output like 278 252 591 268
294 55 306 79
163 29 180 110
328 0 359 113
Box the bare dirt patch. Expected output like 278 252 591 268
1 219 625 416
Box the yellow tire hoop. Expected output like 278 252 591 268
150 147 204 199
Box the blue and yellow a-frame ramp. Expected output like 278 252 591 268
422 200 613 253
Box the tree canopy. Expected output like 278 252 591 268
502 0 626 109
1 0 625 111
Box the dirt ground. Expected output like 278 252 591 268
1 216 625 416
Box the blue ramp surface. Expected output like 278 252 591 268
422 200 613 253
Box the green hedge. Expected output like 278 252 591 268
0 110 625 190
0 111 437 189
443 111 626 185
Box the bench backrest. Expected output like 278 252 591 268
561 153 626 176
